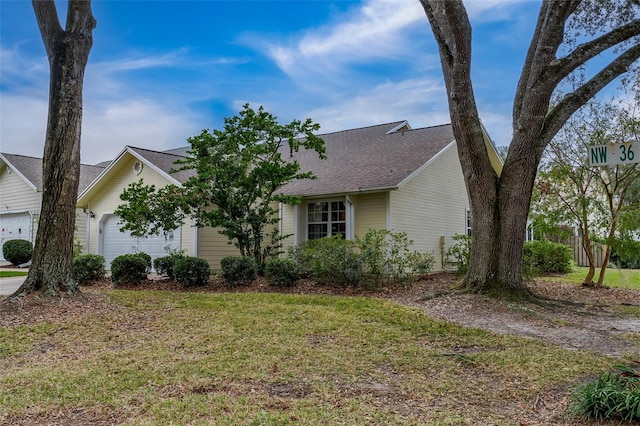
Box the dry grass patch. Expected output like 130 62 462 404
0 287 633 425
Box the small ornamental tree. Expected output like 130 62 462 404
115 104 325 270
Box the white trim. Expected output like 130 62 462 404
78 146 182 204
0 154 38 192
193 225 199 256
385 121 411 134
396 140 456 189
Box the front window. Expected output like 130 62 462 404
466 208 472 236
307 201 346 240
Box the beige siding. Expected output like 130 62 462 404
83 154 194 256
390 143 469 271
197 226 237 271
280 204 295 252
0 165 41 212
351 192 387 238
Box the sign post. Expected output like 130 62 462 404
589 142 638 167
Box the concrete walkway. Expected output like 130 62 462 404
0 263 28 295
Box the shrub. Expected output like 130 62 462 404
523 240 573 275
174 257 210 287
265 258 300 287
570 365 640 422
153 251 186 278
356 229 434 287
445 234 471 274
290 236 361 287
221 256 258 286
2 239 33 266
72 253 106 285
110 253 149 285
135 251 152 272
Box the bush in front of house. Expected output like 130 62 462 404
221 256 258 286
265 257 300 287
289 236 362 287
73 253 106 285
523 240 573 275
136 251 152 273
2 239 33 266
445 234 472 275
357 229 435 287
153 250 186 279
174 256 210 287
110 253 150 285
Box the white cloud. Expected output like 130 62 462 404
266 0 427 78
305 77 449 133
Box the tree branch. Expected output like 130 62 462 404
547 19 640 86
543 42 640 145
32 0 63 64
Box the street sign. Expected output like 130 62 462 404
589 142 638 166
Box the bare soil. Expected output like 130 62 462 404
2 272 639 425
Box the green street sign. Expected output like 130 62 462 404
589 142 637 166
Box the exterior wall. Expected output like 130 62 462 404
0 165 41 212
390 143 469 271
351 192 387 238
81 154 196 258
197 226 237 271
280 204 296 252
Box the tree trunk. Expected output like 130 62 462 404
422 0 640 298
8 1 95 299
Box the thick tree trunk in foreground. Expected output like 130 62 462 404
421 0 640 298
8 1 95 299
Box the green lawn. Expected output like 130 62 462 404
549 266 640 290
0 289 627 425
0 270 28 278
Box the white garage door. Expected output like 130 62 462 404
0 212 33 262
101 214 181 270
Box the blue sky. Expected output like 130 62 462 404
0 0 543 164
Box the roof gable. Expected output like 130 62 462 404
278 122 456 197
77 146 194 204
0 153 105 193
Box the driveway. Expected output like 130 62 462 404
0 275 26 295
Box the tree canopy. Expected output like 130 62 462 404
115 104 325 269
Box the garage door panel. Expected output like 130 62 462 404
0 213 33 262
101 215 181 269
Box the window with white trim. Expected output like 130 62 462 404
466 208 472 236
307 201 346 240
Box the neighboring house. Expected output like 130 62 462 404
76 146 232 270
277 121 503 271
0 153 105 261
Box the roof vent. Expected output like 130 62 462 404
133 161 143 175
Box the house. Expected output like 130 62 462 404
76 146 232 270
0 153 105 261
75 120 502 272
277 121 503 271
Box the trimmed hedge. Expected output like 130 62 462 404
265 258 300 287
174 257 210 287
110 252 150 285
523 240 573 274
73 253 106 285
221 256 257 286
2 239 33 266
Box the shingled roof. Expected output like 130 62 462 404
278 121 455 197
127 147 195 184
0 153 106 193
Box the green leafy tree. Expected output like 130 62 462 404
420 0 640 298
115 104 325 269
533 96 640 285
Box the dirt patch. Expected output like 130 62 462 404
2 273 639 425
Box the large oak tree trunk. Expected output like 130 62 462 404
421 0 640 298
8 1 95 299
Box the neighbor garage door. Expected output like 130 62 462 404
0 212 33 262
101 214 181 269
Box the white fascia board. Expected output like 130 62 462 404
0 154 38 192
385 121 411 134
396 140 456 190
128 147 183 186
